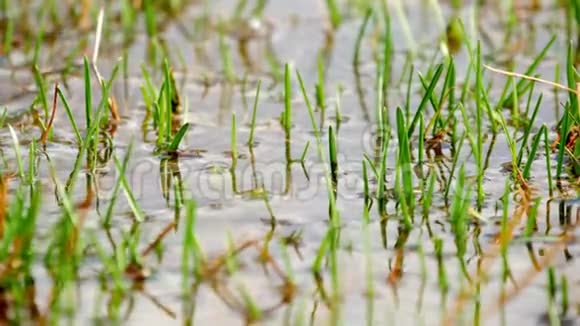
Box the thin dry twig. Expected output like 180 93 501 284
484 64 577 94
91 7 120 124
141 222 177 257
40 82 59 145
92 7 105 83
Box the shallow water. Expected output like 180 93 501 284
1 0 580 325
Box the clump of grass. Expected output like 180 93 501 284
141 59 190 154
485 40 580 179
0 176 41 324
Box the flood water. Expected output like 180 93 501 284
1 0 580 325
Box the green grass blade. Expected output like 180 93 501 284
169 123 190 152
408 64 444 138
248 80 262 146
83 56 92 130
56 88 83 146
